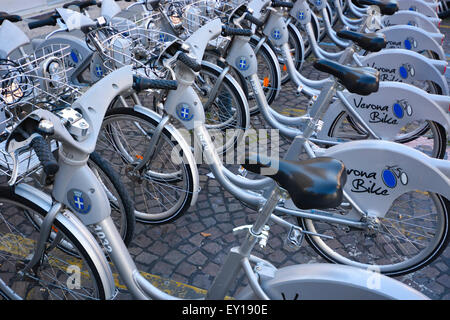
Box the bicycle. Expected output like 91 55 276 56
0 64 429 299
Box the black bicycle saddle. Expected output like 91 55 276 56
242 155 347 210
313 59 379 96
355 0 399 15
336 29 387 52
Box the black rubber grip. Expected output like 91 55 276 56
133 75 178 91
221 26 253 37
28 15 58 29
30 135 59 176
244 13 264 28
178 52 202 72
271 0 294 8
0 13 22 24
63 0 97 10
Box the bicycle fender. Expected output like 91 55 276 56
319 139 450 218
14 183 116 299
317 81 450 141
287 22 305 71
397 0 439 18
358 49 448 95
380 25 444 60
382 10 441 33
236 264 428 299
132 105 200 207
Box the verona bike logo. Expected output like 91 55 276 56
347 166 408 196
399 63 415 79
353 97 412 125
381 166 408 189
404 37 417 50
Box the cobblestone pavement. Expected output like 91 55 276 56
11 3 450 300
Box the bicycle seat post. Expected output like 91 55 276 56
239 185 282 256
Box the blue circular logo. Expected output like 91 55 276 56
176 103 194 121
393 103 404 118
399 65 408 79
315 0 322 6
272 29 281 40
298 11 305 20
236 56 250 71
382 169 397 188
67 189 92 214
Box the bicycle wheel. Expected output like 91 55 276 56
328 113 447 159
95 107 196 224
194 61 250 154
248 38 282 111
0 186 108 300
87 152 135 246
298 192 450 276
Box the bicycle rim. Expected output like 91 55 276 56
95 108 195 224
0 196 105 299
299 192 450 276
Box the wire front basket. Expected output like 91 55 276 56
89 25 179 78
0 43 81 182
181 0 244 48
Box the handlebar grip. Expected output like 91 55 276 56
133 75 178 91
178 52 202 72
63 0 97 10
28 15 57 29
271 0 294 8
221 26 253 37
30 135 59 176
244 12 264 28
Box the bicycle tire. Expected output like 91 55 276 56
0 185 109 299
88 151 135 246
298 193 450 276
95 107 196 224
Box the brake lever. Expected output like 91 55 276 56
7 151 19 186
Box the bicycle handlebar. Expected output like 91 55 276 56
244 12 264 28
271 1 294 8
132 75 178 92
63 0 98 10
221 25 253 37
28 14 58 29
177 52 202 72
30 135 59 176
